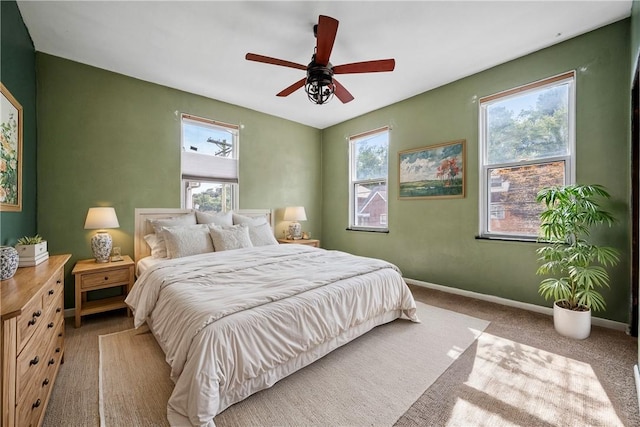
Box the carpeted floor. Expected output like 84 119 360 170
42 284 640 426
98 302 489 426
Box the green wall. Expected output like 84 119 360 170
36 54 321 308
322 20 632 323
0 0 37 245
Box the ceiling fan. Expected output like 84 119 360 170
245 15 395 105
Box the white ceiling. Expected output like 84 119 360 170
17 1 632 129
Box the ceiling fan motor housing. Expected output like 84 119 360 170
305 61 335 104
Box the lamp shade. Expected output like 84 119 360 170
84 207 120 230
284 206 307 222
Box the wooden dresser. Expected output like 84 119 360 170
1 254 70 427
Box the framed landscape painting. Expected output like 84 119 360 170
398 139 465 200
1 83 23 211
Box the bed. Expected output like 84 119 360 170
126 208 419 427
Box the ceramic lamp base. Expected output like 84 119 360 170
91 232 112 263
288 222 302 240
0 246 19 280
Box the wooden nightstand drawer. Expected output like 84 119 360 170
277 238 320 248
81 268 130 290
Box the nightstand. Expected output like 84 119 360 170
72 255 135 327
277 238 320 248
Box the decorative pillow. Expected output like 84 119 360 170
248 222 278 247
147 214 197 258
163 224 214 259
209 224 253 252
144 233 167 258
196 210 233 227
232 213 267 227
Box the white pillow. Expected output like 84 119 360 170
232 213 268 227
196 210 233 227
209 224 253 251
163 224 214 259
144 233 167 258
147 214 197 257
149 213 197 234
248 222 278 246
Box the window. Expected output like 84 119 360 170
349 127 389 231
479 72 575 240
181 114 239 212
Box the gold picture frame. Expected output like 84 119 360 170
398 139 466 200
1 83 23 212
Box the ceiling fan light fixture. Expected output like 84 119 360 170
305 63 334 105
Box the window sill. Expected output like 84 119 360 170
346 227 389 233
475 235 538 243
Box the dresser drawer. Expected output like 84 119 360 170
17 294 44 352
16 295 62 399
17 384 46 427
81 268 130 290
42 269 64 309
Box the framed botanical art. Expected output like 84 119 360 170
1 83 23 211
398 139 465 200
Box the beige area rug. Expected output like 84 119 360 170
99 302 489 426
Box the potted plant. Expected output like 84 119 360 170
15 234 48 259
536 184 620 339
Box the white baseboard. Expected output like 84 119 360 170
405 278 629 332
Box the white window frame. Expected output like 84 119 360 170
479 71 576 240
348 126 390 232
180 114 239 212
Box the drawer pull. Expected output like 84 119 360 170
48 289 55 295
29 356 39 366
56 307 62 313
32 399 41 410
28 318 37 326
33 310 42 317
48 322 55 328
104 276 109 280
55 347 61 353
42 378 49 387
56 279 61 284
48 358 55 366
58 332 63 337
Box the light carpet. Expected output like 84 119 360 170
98 302 489 426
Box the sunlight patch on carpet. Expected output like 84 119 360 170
447 333 624 427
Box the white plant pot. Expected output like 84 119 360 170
553 301 591 339
15 241 47 258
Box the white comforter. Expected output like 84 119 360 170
125 244 418 426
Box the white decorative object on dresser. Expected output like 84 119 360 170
1 254 70 427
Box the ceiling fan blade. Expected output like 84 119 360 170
332 79 354 104
276 78 306 97
315 15 339 66
246 53 306 71
333 59 396 74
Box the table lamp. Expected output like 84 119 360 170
84 207 120 263
284 206 307 240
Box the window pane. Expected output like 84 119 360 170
186 181 233 212
354 132 388 180
182 121 235 158
488 162 565 236
354 181 387 228
486 83 569 165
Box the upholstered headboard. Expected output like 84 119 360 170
134 208 274 264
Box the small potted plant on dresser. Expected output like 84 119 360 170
16 234 49 267
535 184 620 339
